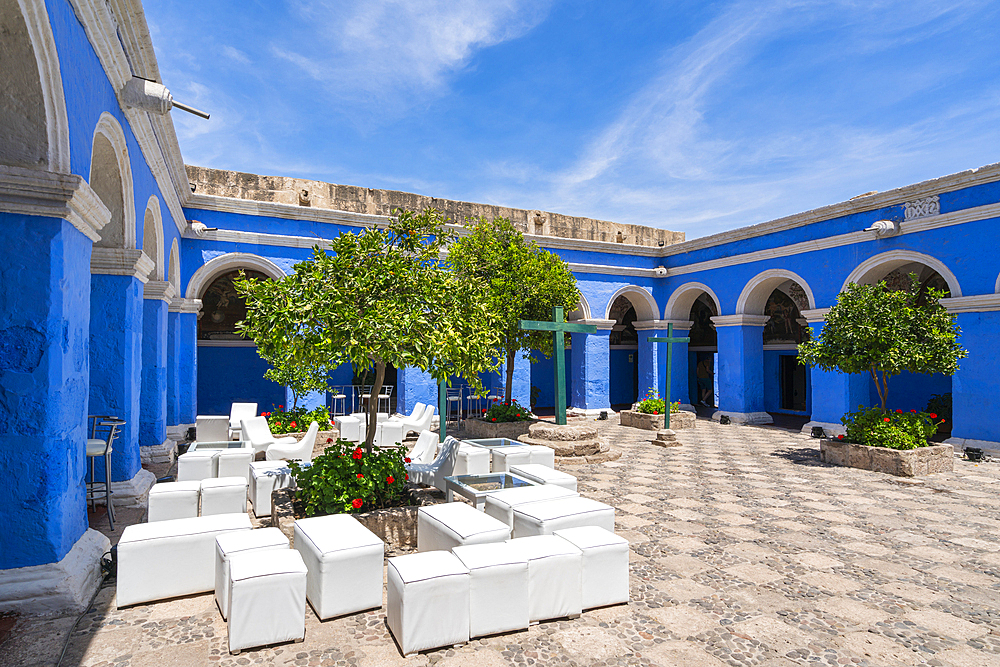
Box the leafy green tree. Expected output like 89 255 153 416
235 209 500 451
798 277 967 411
449 217 580 403
259 359 330 411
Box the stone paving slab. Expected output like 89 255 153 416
5 418 1000 666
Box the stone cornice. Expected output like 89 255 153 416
168 298 203 314
940 294 1000 313
574 319 616 331
0 166 110 241
633 319 694 331
711 314 770 327
91 248 154 282
799 308 831 323
143 280 176 302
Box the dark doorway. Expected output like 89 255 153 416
780 356 807 411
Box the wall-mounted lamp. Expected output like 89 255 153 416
862 220 900 239
121 77 210 119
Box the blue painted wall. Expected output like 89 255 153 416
140 299 167 447
609 349 637 406
953 312 1000 443
196 346 284 416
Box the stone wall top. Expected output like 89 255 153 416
185 165 684 249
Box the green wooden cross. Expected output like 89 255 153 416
648 323 690 429
520 306 597 425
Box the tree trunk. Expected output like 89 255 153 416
365 360 385 454
505 347 515 406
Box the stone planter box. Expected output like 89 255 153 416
463 418 536 440
819 440 954 477
620 410 695 431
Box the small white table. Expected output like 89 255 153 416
443 472 537 509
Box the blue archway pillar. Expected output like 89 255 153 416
945 311 1000 451
139 282 174 465
711 314 773 424
89 249 156 502
635 320 693 409
801 314 867 436
569 320 613 415
166 307 181 430
169 300 201 428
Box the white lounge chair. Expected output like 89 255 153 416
229 402 257 439
266 421 319 462
241 416 296 456
376 404 436 448
406 430 439 465
196 415 230 443
406 436 461 491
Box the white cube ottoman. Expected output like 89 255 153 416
217 447 254 483
527 445 555 468
490 445 532 472
294 514 384 620
506 534 582 623
177 449 217 482
417 503 510 552
147 481 201 522
554 526 629 609
227 549 308 654
215 527 289 619
483 484 579 528
334 415 361 442
387 551 470 656
512 497 615 538
201 477 248 516
509 464 577 492
117 513 252 607
249 461 294 517
453 444 490 476
452 542 529 638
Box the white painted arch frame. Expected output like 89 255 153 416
737 269 817 315
142 195 164 280
185 252 287 300
17 0 70 173
842 250 963 297
167 238 180 293
604 285 660 322
567 292 592 321
664 282 722 320
91 112 135 249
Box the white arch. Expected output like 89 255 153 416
567 292 592 321
185 252 287 300
737 269 816 316
17 0 70 172
842 250 962 297
167 238 180 292
142 195 164 280
664 282 722 320
91 112 135 249
603 285 659 321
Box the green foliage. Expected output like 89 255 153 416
289 439 408 516
798 277 967 410
261 361 330 411
925 393 952 425
635 389 679 415
482 397 534 423
839 406 944 449
262 405 333 435
235 209 501 451
448 216 581 402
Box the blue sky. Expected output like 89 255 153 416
145 1 1000 239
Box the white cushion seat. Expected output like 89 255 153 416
176 449 217 482
228 402 257 440
387 551 470 656
554 526 630 610
227 549 308 654
490 445 532 472
508 463 577 492
197 415 230 443
201 477 248 516
512 497 615 538
249 461 295 517
452 542 529 638
527 445 555 468
293 515 385 620
217 447 254 483
453 443 490 476
482 484 579 528
506 534 583 623
417 502 510 552
116 513 252 607
334 415 362 443
147 481 201 522
215 527 289 620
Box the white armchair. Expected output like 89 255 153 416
406 430 439 465
229 402 257 439
196 416 230 443
406 436 461 491
241 416 296 456
376 403 435 448
266 421 319 462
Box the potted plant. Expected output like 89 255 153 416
620 389 695 430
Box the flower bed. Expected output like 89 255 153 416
820 440 953 476
263 405 334 435
464 417 536 439
620 410 695 431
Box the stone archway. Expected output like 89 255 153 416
604 287 660 408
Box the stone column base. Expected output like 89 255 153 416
567 407 614 418
945 437 1000 457
104 468 156 508
140 439 177 466
801 421 846 437
712 410 773 425
165 423 193 440
0 529 110 615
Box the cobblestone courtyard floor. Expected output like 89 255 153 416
4 418 1000 666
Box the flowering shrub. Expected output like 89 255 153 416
635 389 680 415
482 397 534 423
839 406 945 450
289 438 408 516
263 405 333 435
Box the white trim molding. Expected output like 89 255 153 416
91 112 136 249
737 268 816 316
184 252 286 299
567 294 592 321
91 248 154 282
940 294 1000 314
197 339 257 347
841 250 962 297
633 319 694 331
18 0 71 173
604 285 660 321
575 319 616 331
0 166 110 241
799 308 831 324
664 282 722 320
142 279 175 302
711 314 771 327
167 238 180 292
142 195 164 280
168 297 202 314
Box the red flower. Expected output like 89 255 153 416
491 418 496 422
326 437 333 443
351 498 363 509
895 409 903 414
652 410 658 415
929 413 937 419
405 473 409 480
352 448 363 460
883 417 891 422
279 405 284 409
387 475 395 484
404 457 411 463
837 435 844 440
357 473 363 479
290 421 297 428
941 419 946 423
910 409 917 413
